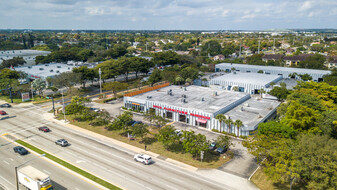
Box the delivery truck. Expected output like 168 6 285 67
17 165 53 190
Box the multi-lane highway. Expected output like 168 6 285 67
0 135 102 190
0 103 257 190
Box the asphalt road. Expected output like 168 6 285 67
0 104 240 190
0 137 101 190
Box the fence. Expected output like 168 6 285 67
124 82 170 97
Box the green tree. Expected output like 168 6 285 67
323 69 337 86
179 67 199 81
182 131 209 158
269 86 290 101
215 135 231 148
148 69 162 86
152 51 181 66
129 57 151 78
65 96 91 117
0 69 20 79
224 118 233 134
201 40 222 56
51 72 81 89
72 66 95 87
95 60 119 81
0 57 26 69
131 123 149 141
298 54 326 69
234 119 243 137
298 73 313 81
31 78 46 96
216 114 226 132
102 81 128 98
157 125 179 150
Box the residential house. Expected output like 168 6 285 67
283 54 311 67
262 54 284 62
213 54 225 61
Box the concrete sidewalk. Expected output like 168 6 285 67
43 112 259 190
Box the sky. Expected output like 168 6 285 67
0 0 336 30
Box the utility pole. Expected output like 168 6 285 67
239 40 242 57
258 40 260 54
273 39 275 54
31 83 34 102
52 96 55 116
61 90 66 122
99 68 102 94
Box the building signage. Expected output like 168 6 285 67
30 75 40 79
21 92 30 102
152 105 211 120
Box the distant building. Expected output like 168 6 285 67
215 63 331 82
262 54 284 62
283 54 311 66
0 50 50 65
209 72 282 94
14 63 77 81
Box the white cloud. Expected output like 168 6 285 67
299 1 313 11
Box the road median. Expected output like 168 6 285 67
15 139 122 190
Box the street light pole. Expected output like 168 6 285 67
61 90 66 122
31 83 34 102
99 68 102 95
15 154 45 190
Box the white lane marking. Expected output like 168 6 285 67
0 175 15 187
0 119 48 134
3 160 9 165
9 158 14 161
166 184 178 190
75 188 80 190
76 160 85 164
43 169 50 174
170 177 185 183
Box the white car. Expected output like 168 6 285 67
134 154 152 165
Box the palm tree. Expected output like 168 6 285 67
234 119 243 137
215 114 226 132
224 118 233 134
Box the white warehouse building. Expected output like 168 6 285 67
209 72 283 94
215 63 331 81
124 85 280 136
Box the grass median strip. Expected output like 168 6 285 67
16 140 121 190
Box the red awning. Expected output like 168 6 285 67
196 118 207 124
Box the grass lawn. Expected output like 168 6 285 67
61 114 232 168
251 167 305 190
16 140 121 190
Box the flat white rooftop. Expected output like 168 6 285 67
133 85 250 114
14 63 76 79
210 72 282 86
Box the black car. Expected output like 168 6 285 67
216 145 228 154
209 142 217 150
13 146 28 155
0 103 11 108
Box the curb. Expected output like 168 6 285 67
45 113 200 172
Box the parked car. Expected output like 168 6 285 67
90 108 101 112
0 111 7 115
38 126 50 132
131 121 143 127
209 142 217 150
216 145 228 154
128 133 136 140
13 146 28 155
134 154 152 165
55 139 69 147
0 103 11 108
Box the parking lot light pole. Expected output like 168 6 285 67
15 154 45 190
99 68 102 95
61 90 66 122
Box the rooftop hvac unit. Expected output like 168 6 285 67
28 66 32 69
244 103 250 107
182 98 187 103
57 66 61 68
56 70 60 73
181 94 187 98
39 68 44 70
147 96 152 99
201 97 205 101
50 69 53 72
45 64 49 66
213 91 218 96
184 87 187 91
241 107 244 111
